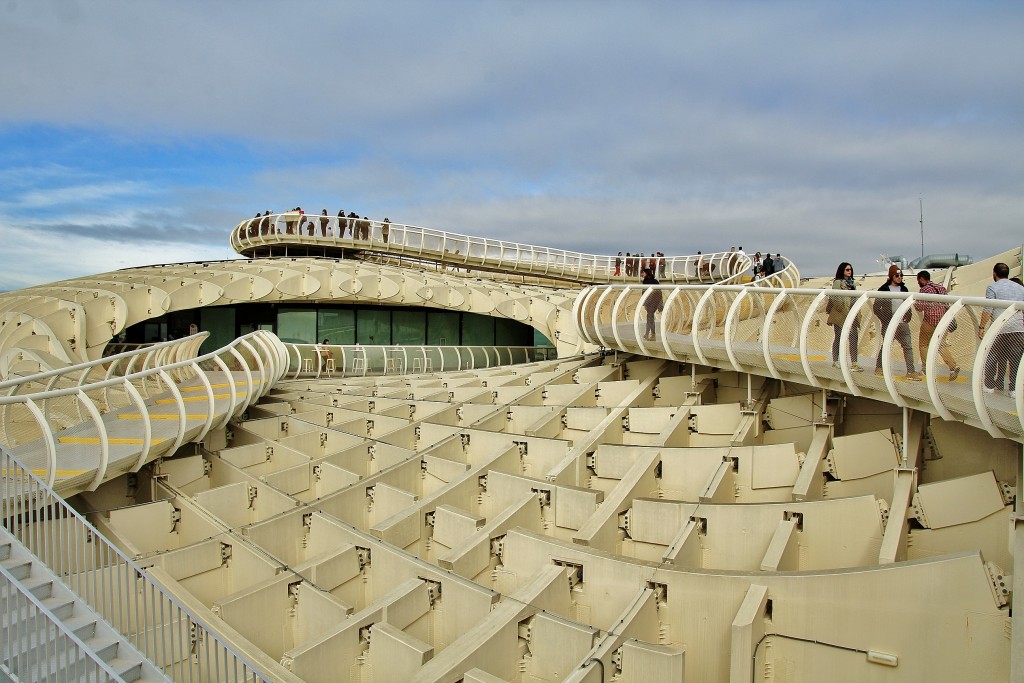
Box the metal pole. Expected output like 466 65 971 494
920 195 924 259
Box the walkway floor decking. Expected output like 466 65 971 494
8 372 251 496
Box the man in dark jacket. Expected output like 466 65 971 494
642 269 664 341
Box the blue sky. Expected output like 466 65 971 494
2 0 1022 289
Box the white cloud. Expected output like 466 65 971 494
0 0 1021 286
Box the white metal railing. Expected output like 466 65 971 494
230 213 753 284
0 335 209 399
281 343 558 379
1 446 274 682
0 560 135 683
0 330 288 489
574 283 1024 442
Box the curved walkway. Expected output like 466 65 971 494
231 212 773 285
574 282 1024 442
0 330 287 495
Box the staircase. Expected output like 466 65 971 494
0 529 170 683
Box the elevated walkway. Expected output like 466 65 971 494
231 213 780 285
0 331 286 496
575 281 1024 443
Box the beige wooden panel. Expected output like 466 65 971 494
828 429 899 480
627 406 682 434
659 447 732 500
524 612 599 682
433 504 485 549
689 403 742 435
629 499 698 546
915 471 1006 529
766 394 820 429
368 622 434 680
619 640 684 683
438 493 541 578
566 406 612 431
749 443 801 490
592 444 645 479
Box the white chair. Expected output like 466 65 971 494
324 358 335 376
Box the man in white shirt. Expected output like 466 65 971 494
978 262 1024 397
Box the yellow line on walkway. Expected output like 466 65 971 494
156 392 246 404
1 468 91 477
775 354 827 361
118 413 208 420
57 437 167 445
181 382 249 392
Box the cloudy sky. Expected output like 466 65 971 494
1 0 1022 290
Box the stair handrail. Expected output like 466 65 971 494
0 558 145 682
1 445 289 682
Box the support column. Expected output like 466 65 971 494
1012 446 1024 683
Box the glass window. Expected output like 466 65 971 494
200 307 235 353
392 310 427 345
319 308 355 344
357 308 392 345
277 308 317 344
462 313 495 346
495 317 531 346
427 310 459 345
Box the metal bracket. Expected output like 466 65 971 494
490 535 505 560
910 493 929 528
356 546 371 570
553 559 584 591
985 561 1010 606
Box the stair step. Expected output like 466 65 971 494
82 636 120 663
107 657 145 683
0 541 11 561
21 577 54 601
62 613 99 640
1 558 34 581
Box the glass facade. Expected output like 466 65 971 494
393 310 427 345
129 303 542 351
277 308 318 344
318 309 355 345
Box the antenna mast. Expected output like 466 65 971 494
919 195 924 258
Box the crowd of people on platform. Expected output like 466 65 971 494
615 252 667 278
826 260 1024 397
752 251 785 279
242 209 392 242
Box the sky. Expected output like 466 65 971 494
1 0 1022 290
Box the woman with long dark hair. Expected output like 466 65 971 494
826 262 863 371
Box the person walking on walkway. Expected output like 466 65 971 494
873 266 920 380
641 268 664 341
979 262 1024 398
827 262 863 371
914 270 961 381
